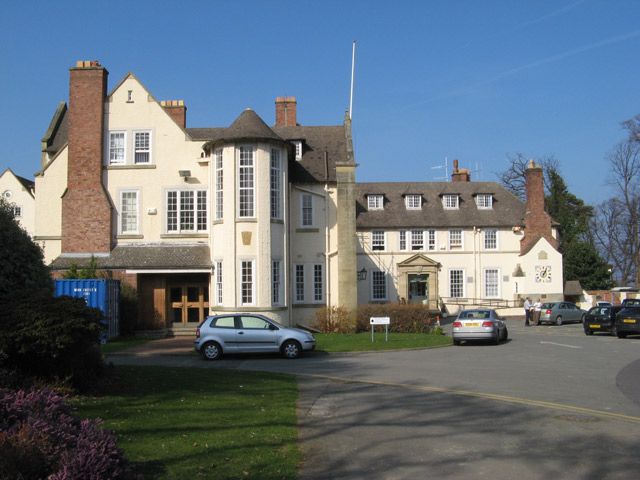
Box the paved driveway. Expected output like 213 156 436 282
110 322 640 479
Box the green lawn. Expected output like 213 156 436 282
314 332 451 352
100 337 151 354
73 366 299 479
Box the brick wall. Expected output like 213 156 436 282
161 100 186 128
275 96 297 126
61 61 112 253
520 162 558 254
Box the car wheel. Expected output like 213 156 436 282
502 326 509 341
556 315 563 326
281 340 302 359
610 324 617 337
617 332 627 339
584 329 593 336
493 331 500 345
201 341 222 361
453 339 461 346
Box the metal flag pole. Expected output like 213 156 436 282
349 41 356 120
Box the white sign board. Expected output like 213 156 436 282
370 316 390 325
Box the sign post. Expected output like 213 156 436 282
370 317 390 342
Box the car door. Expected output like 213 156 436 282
210 315 239 351
568 303 582 322
236 315 279 352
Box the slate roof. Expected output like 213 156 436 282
355 182 526 229
50 244 211 270
564 280 584 296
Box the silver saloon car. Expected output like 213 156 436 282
538 302 586 325
452 309 508 345
195 314 316 360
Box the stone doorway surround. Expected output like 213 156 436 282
397 254 441 310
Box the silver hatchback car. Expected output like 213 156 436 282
195 314 316 360
452 309 508 345
538 302 586 325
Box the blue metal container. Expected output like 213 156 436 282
54 279 120 342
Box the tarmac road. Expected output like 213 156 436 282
110 321 640 479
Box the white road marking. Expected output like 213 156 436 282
540 341 582 349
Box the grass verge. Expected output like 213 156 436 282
100 337 151 354
314 332 451 352
73 366 299 479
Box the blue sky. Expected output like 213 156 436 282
1 0 639 205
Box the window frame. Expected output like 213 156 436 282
215 260 223 305
442 194 459 209
448 229 463 249
449 269 465 298
165 189 208 234
238 145 255 218
240 259 255 306
367 195 384 210
399 230 407 250
214 149 223 220
371 271 387 301
301 193 313 227
270 149 282 220
10 204 22 218
119 189 139 234
108 131 127 165
293 141 302 161
371 230 385 251
427 229 436 251
484 229 498 250
133 130 152 165
405 194 421 210
411 229 424 251
313 264 324 303
484 268 500 298
475 194 493 209
272 260 283 306
294 264 305 303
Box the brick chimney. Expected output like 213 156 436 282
275 96 297 126
451 159 471 182
520 160 558 254
61 60 112 254
161 99 187 128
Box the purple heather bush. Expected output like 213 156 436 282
0 388 131 480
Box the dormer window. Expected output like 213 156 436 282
367 194 384 210
405 194 421 210
293 141 302 161
475 194 493 209
442 194 459 209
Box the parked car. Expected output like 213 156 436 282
194 314 316 360
583 305 623 335
538 302 586 325
452 309 508 345
621 298 640 307
613 306 640 338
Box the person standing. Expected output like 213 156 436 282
524 297 532 326
534 298 542 325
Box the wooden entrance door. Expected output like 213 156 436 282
169 284 209 325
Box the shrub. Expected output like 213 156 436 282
1 295 104 390
0 388 131 479
356 304 435 333
314 306 356 333
119 282 139 335
0 199 52 306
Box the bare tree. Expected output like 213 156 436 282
592 140 640 285
621 114 640 142
497 153 559 201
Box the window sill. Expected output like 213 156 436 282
292 303 325 308
271 219 284 224
212 220 223 225
160 233 208 239
296 228 319 233
105 164 156 170
117 234 144 239
236 218 258 223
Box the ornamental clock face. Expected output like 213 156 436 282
535 265 552 283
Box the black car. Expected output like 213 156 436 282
613 306 640 338
583 305 623 335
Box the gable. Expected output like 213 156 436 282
397 253 440 268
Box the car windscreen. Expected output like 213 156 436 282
541 303 555 309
